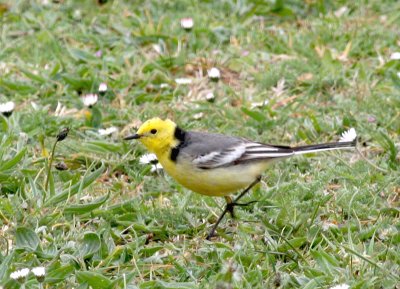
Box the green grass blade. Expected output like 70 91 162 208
44 162 105 206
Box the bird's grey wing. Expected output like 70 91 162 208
181 131 247 169
181 131 295 169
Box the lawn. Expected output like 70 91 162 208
0 0 399 288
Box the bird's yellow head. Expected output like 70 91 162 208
124 118 178 153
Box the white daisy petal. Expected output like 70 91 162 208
334 6 348 18
205 92 215 101
151 163 164 172
98 83 107 93
175 78 192 84
10 268 30 280
98 126 118 136
160 83 169 89
339 128 357 142
152 44 162 54
390 52 400 60
250 100 268 109
139 153 158 165
193 112 204 120
0 101 15 114
175 78 192 85
180 18 194 30
82 94 98 107
31 267 46 277
207 67 221 80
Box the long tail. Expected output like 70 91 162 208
293 139 357 155
293 128 357 154
239 128 358 162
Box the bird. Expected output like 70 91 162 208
124 118 357 239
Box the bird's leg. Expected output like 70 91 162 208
206 176 262 240
206 200 231 240
225 196 235 218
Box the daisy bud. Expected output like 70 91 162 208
56 127 70 142
180 18 194 31
0 101 15 117
55 162 68 171
205 92 215 102
98 83 107 96
207 67 221 82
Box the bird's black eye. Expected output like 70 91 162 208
150 129 157 134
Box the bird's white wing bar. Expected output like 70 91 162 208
192 142 296 169
192 144 247 169
192 151 220 164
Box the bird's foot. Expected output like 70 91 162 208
206 177 261 240
206 200 258 240
226 200 258 218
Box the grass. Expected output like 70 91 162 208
0 0 399 288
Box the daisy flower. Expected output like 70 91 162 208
207 67 221 81
180 18 194 31
205 92 215 102
339 128 357 143
31 266 46 282
98 126 118 136
98 83 107 96
10 268 30 282
82 94 98 108
0 101 15 117
139 153 163 173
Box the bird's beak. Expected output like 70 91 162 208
124 133 141 140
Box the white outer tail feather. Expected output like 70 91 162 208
293 146 353 155
293 128 357 155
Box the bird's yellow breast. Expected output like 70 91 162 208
156 153 269 197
